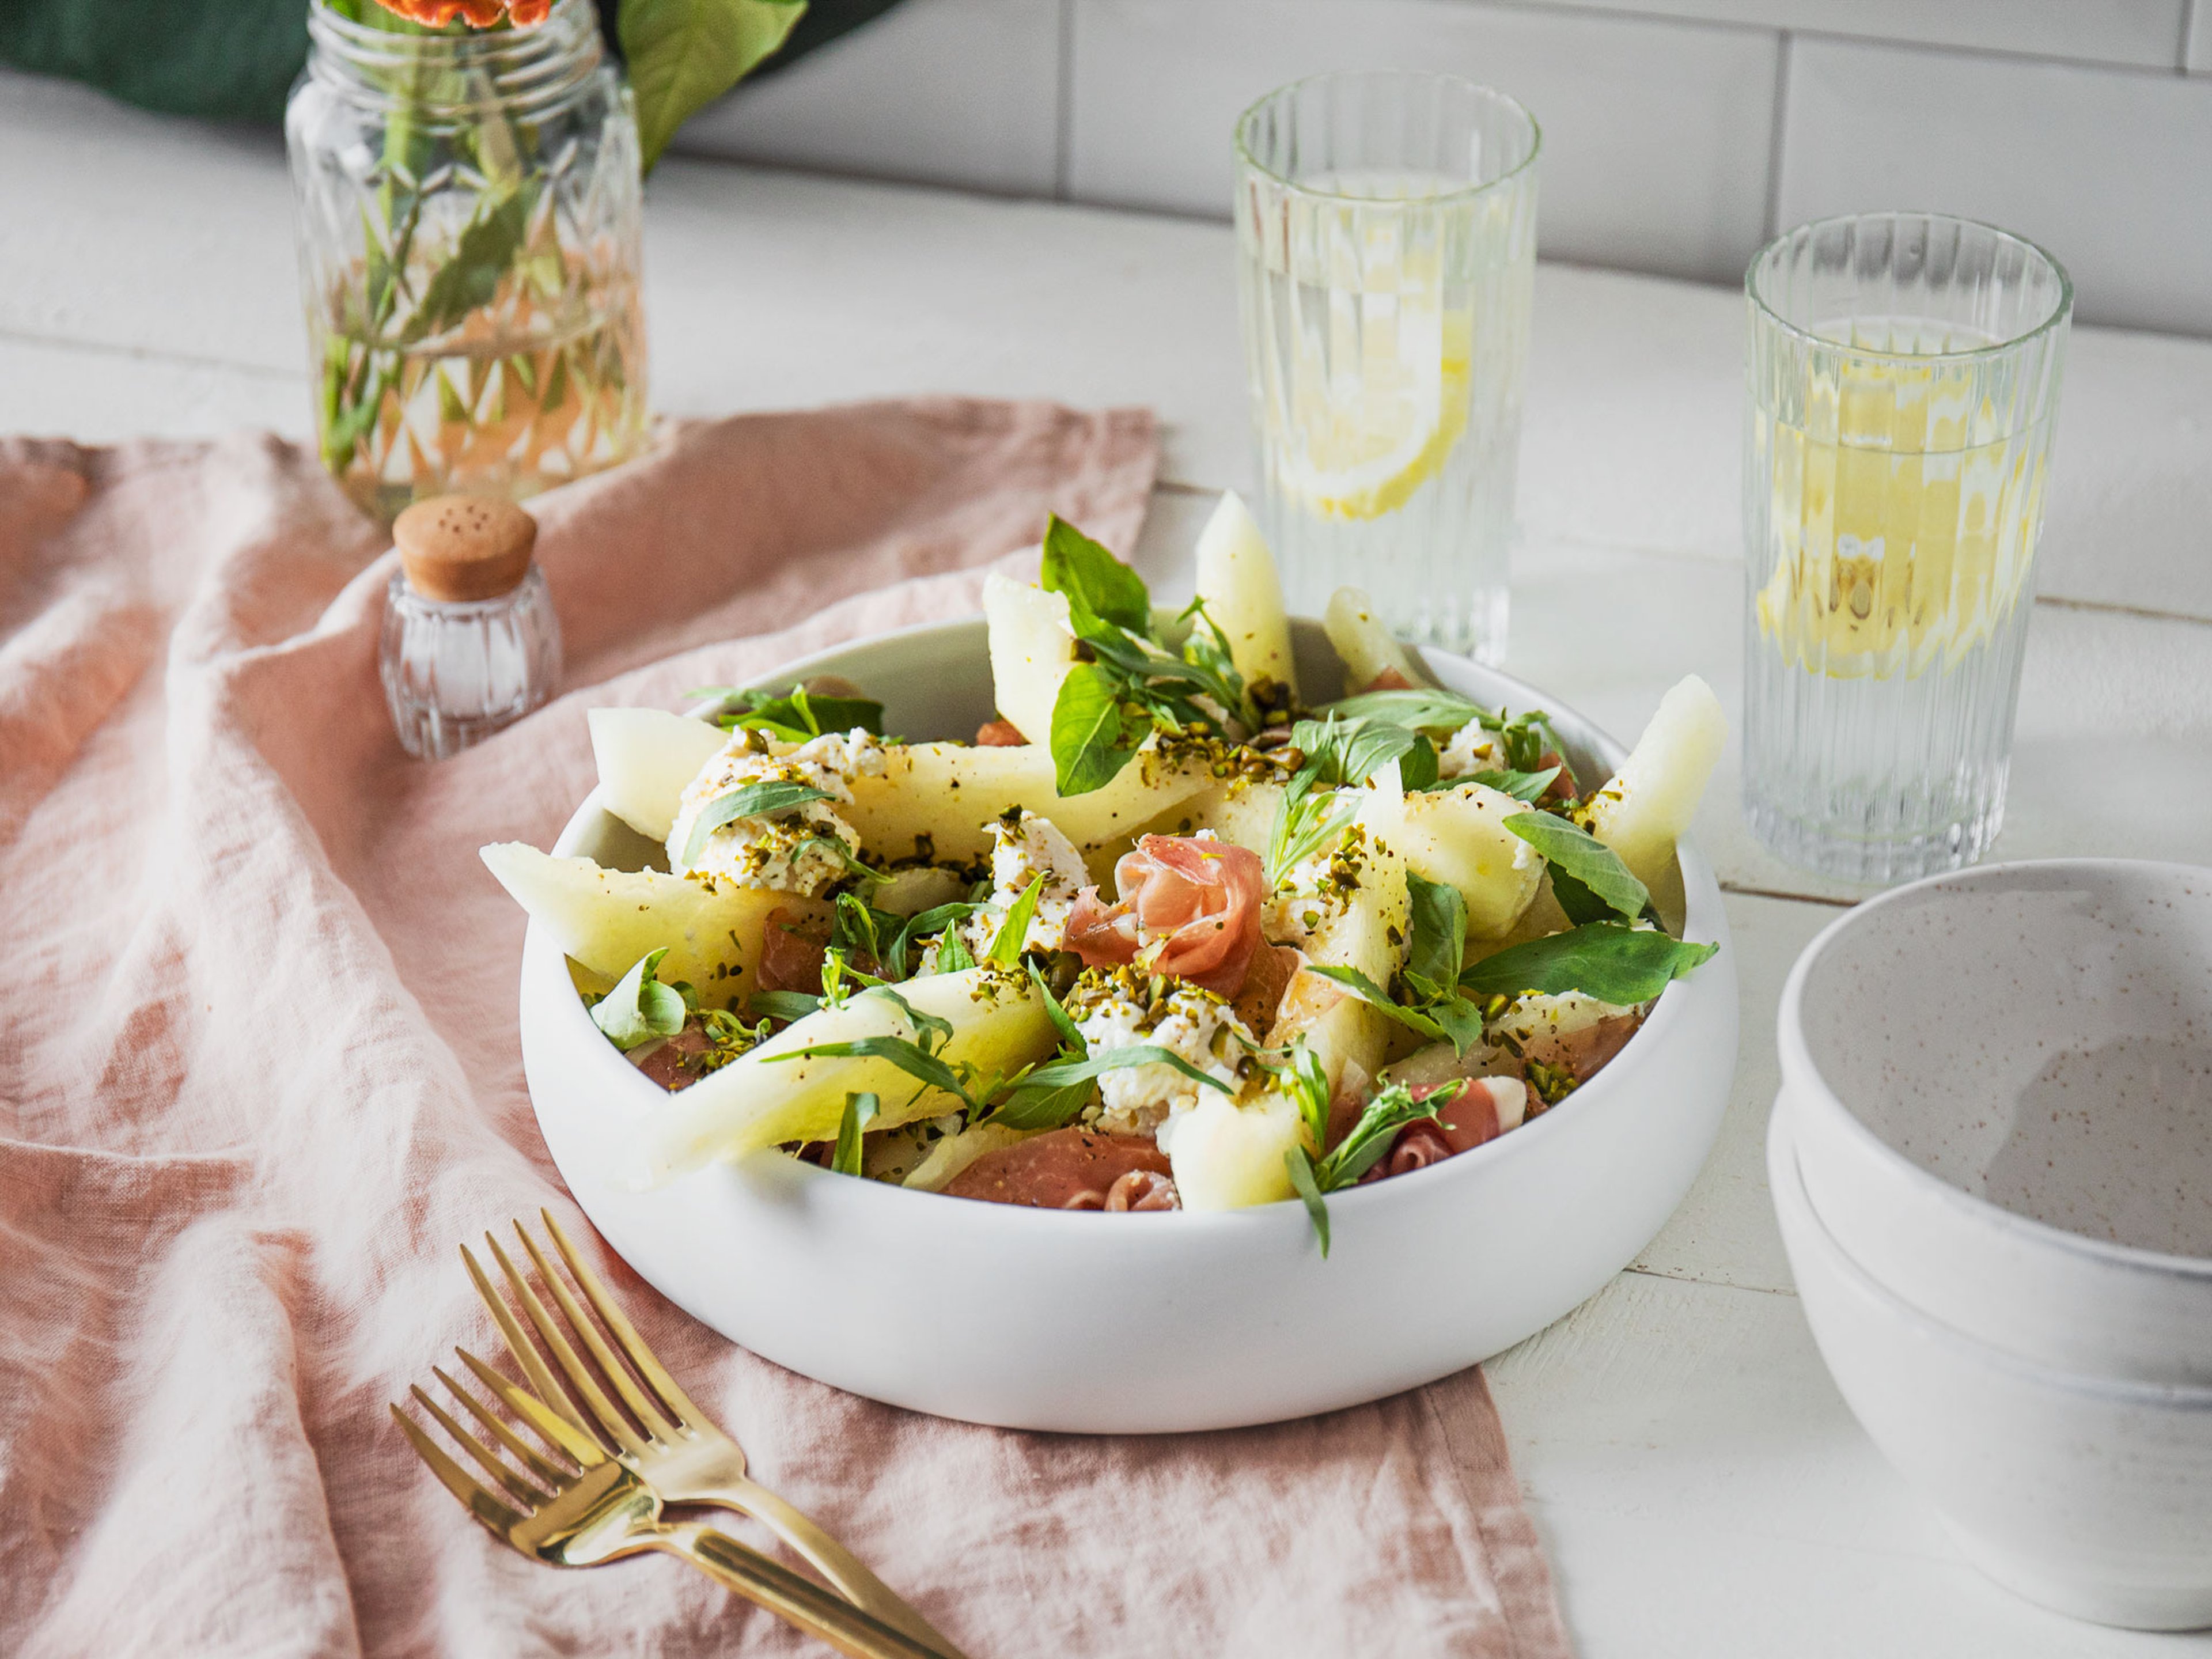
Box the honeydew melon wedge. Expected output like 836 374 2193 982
480 842 819 995
982 571 1075 744
1368 779 1545 941
1324 586 1424 693
1168 1089 1303 1211
642 968 1055 1180
1192 491 1297 701
589 707 726 842
1582 675 1727 895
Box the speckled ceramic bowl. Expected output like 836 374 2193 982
520 618 1740 1431
1771 1099 2212 1631
1777 859 2212 1387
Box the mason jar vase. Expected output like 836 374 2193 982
286 0 648 523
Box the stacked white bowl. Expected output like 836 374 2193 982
1771 859 2212 1631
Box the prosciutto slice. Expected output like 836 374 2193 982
1062 835 1265 997
944 1129 1173 1209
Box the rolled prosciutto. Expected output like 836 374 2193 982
1063 834 1265 997
943 1128 1176 1210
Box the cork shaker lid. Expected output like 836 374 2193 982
393 494 538 603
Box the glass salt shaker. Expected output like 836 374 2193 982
380 494 562 759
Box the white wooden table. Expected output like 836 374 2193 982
7 66 2210 1658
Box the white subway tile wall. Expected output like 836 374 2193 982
1777 37 2212 336
672 0 1063 195
1513 0 2190 71
677 0 2212 334
1065 0 1777 285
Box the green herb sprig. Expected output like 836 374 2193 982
1272 1039 1462 1255
1040 517 1258 796
1459 923 1718 1006
690 682 886 743
589 946 688 1052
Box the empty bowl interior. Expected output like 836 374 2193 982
1794 863 2212 1258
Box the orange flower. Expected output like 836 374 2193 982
370 0 552 25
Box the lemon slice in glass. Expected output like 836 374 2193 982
1271 305 1471 522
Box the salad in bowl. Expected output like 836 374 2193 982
486 495 1725 1254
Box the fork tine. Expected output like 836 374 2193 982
486 1228 646 1456
541 1209 711 1432
461 1240 597 1445
391 1403 525 1534
435 1365 575 1493
410 1384 549 1510
517 1217 677 1444
456 1346 607 1468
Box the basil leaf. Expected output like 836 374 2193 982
1469 766 1560 804
749 989 824 1024
1049 662 1146 796
987 1043 1230 1131
1404 872 1468 994
680 780 835 868
987 1081 1097 1132
1320 688 1487 732
695 684 885 741
1305 964 1488 1057
592 948 688 1052
766 1035 977 1111
1041 514 1151 635
1458 922 1719 1005
986 874 1047 967
830 1092 879 1176
1292 713 1418 789
1027 962 1086 1054
1286 1149 1333 1256
1503 812 1649 922
1547 866 1616 927
1400 734 1440 791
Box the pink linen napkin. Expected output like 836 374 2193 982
0 400 1572 1659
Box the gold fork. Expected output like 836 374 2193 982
465 1213 965 1658
391 1352 948 1658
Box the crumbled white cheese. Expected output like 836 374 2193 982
1261 822 1363 948
665 727 887 896
1067 972 1253 1141
1437 717 1509 780
956 809 1090 957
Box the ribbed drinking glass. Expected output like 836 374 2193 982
1236 71 1539 665
1743 213 2071 885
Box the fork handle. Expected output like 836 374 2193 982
690 1476 968 1658
650 1520 958 1659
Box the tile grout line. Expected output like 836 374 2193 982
1762 31 1791 244
1719 881 1857 910
1052 0 1075 203
0 325 303 382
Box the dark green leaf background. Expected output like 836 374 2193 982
0 0 902 125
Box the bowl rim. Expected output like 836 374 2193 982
539 613 1734 1235
1770 1094 2212 1407
1778 857 2212 1282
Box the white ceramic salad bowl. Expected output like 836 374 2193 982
519 618 1738 1432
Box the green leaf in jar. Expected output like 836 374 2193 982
1457 922 1718 1005
679 780 835 868
592 946 688 1051
402 175 543 346
622 0 809 173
